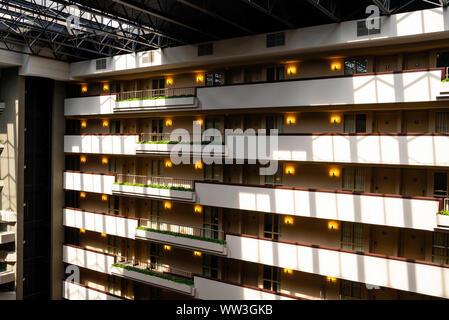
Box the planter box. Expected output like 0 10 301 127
111 265 194 296
135 228 227 255
0 231 15 244
114 97 198 113
437 214 449 229
0 271 14 285
63 281 122 300
0 211 16 223
112 184 196 202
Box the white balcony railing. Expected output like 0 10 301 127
63 171 115 195
64 135 139 155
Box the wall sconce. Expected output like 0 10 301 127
102 119 109 127
196 74 204 83
287 66 297 75
80 155 87 163
80 228 86 234
194 161 203 170
80 120 87 128
165 159 173 168
166 78 173 86
102 157 109 165
285 166 295 175
103 83 110 92
101 194 108 201
79 192 86 199
195 119 203 126
165 119 173 127
194 205 203 214
286 116 296 125
193 251 202 257
331 62 342 71
283 268 294 275
328 221 339 230
326 276 337 283
101 233 107 238
284 216 294 225
163 245 172 251
328 168 340 178
164 201 172 210
81 85 88 93
330 115 341 124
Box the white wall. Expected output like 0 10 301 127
250 134 449 167
62 281 122 300
70 8 449 78
198 70 441 110
226 234 449 299
63 208 138 239
64 172 115 195
64 95 116 116
64 135 139 155
196 182 440 231
194 276 294 300
0 211 16 222
62 245 114 275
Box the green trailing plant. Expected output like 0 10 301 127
116 94 194 102
136 226 227 245
112 263 194 286
442 78 449 83
438 210 449 216
114 182 193 192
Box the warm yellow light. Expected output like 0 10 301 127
102 119 109 127
80 155 87 163
286 116 296 125
327 276 337 283
283 268 294 275
164 201 172 210
194 161 203 170
103 83 110 91
328 221 339 230
165 119 173 127
163 245 172 251
79 192 86 199
331 62 342 71
80 228 86 234
195 119 203 126
329 168 340 178
284 216 294 225
165 159 173 168
80 120 87 128
81 85 88 93
287 66 297 75
193 251 202 257
101 233 107 238
166 78 173 86
102 157 109 165
285 166 295 175
194 205 203 214
330 115 341 124
101 194 108 201
196 74 204 83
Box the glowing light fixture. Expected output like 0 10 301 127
194 205 203 214
287 66 297 75
166 78 173 86
80 228 86 234
79 192 86 199
102 119 109 127
327 276 337 283
103 83 110 91
80 120 87 128
193 251 202 257
284 216 294 225
329 168 340 178
194 161 203 170
101 194 108 201
328 221 339 230
165 159 173 168
196 74 204 83
165 119 173 127
101 233 107 238
80 155 87 163
283 268 294 275
164 201 172 210
163 245 172 251
195 119 203 126
331 62 342 71
81 85 88 93
286 116 296 125
102 157 109 165
330 115 341 124
285 166 295 175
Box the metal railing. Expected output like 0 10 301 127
114 255 193 280
445 67 449 80
117 87 195 101
139 218 224 241
115 174 194 190
138 133 204 143
444 198 449 211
